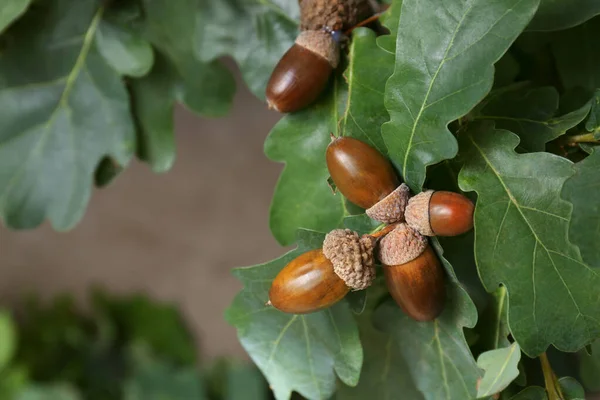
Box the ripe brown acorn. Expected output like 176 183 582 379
405 190 474 237
265 30 339 113
326 136 399 209
378 224 445 321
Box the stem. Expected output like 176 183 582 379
539 353 564 400
564 132 600 145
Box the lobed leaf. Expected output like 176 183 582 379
527 0 600 31
382 0 539 190
226 230 362 400
459 121 600 356
0 0 135 229
476 342 521 398
0 0 32 34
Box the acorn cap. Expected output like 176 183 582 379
322 229 376 290
405 190 435 236
295 30 340 68
377 223 428 266
366 183 411 224
299 0 375 32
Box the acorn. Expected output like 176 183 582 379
268 229 376 314
378 223 446 321
299 0 375 32
405 190 474 237
265 30 339 113
326 136 410 223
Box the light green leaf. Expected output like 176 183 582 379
476 342 521 398
473 86 591 152
562 149 600 267
15 384 81 400
552 16 600 92
195 0 298 99
226 230 362 400
528 0 600 31
0 0 135 229
95 18 154 77
459 121 600 356
0 310 16 371
0 0 32 34
382 0 539 190
579 339 600 392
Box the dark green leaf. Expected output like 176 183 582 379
95 18 154 77
265 82 347 245
552 17 600 92
562 149 600 267
475 287 510 353
459 121 600 356
376 0 402 52
195 0 298 99
0 0 32 34
527 0 600 31
510 386 546 400
557 376 585 399
226 230 362 400
494 52 520 88
0 0 136 229
0 310 16 370
474 86 591 152
15 384 82 400
585 89 600 134
94 157 123 187
382 0 539 190
476 342 521 398
579 340 600 392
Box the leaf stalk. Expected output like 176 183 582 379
539 352 564 400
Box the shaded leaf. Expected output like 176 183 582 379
0 310 16 370
561 149 600 267
0 0 136 229
476 342 521 398
382 0 539 190
557 376 585 400
579 339 600 392
195 0 298 99
0 0 32 34
510 386 546 400
94 157 123 188
474 86 591 152
552 17 600 92
585 89 600 134
475 287 510 353
528 0 600 31
226 230 362 400
458 121 600 356
15 384 81 400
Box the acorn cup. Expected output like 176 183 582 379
405 190 474 237
268 229 376 314
298 0 375 32
377 223 446 321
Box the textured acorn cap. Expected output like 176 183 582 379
322 229 376 290
295 30 340 68
377 223 428 266
299 0 375 31
366 183 411 224
405 190 435 236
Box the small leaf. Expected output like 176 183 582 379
579 339 600 392
562 149 600 267
0 0 32 34
552 17 600 92
0 310 16 370
382 0 539 190
95 18 154 77
585 89 600 133
474 86 591 152
459 121 600 356
557 376 585 400
509 386 546 400
0 0 136 230
476 342 522 398
475 286 510 352
527 0 600 31
226 230 363 400
195 0 298 99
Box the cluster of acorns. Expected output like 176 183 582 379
268 137 475 322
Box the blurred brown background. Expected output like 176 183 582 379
0 67 284 361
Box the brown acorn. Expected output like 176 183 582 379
265 30 339 113
378 223 445 321
268 229 375 314
299 0 375 32
405 190 474 237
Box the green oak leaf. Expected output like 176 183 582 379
476 342 521 398
226 230 362 400
473 86 591 152
474 287 510 354
585 89 600 134
557 377 585 399
195 0 298 99
0 0 32 34
552 16 600 92
510 386 546 400
0 0 135 229
382 0 539 190
0 310 16 371
265 81 347 246
15 384 82 400
527 0 600 31
562 149 600 267
579 339 600 392
458 121 600 356
336 282 424 400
